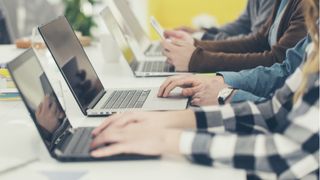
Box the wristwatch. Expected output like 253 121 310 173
217 87 235 105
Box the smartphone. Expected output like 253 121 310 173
150 16 165 39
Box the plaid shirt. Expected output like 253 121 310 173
180 64 319 179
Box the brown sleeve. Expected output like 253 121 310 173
189 1 307 72
193 29 269 54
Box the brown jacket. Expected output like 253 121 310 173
189 0 307 72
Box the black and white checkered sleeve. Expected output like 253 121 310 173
193 69 304 134
180 77 319 179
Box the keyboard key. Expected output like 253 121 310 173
102 90 150 110
127 90 142 108
111 91 129 109
104 91 121 109
120 91 135 108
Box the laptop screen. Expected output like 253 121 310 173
112 0 151 50
8 49 71 152
38 16 104 113
101 7 135 65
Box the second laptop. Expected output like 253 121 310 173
38 16 188 117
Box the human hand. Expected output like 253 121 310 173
158 75 228 106
164 30 195 45
161 39 196 72
91 110 196 137
90 123 182 157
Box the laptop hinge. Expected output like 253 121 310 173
49 118 72 151
87 90 106 110
54 128 74 145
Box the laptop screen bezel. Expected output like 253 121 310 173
7 48 72 156
38 16 106 115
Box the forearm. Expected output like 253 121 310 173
189 48 278 72
178 130 317 179
217 37 309 98
230 90 267 103
195 29 267 54
193 102 270 134
165 110 197 129
218 67 287 98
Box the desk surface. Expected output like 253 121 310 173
0 44 246 180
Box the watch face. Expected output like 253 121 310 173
220 88 234 97
218 88 234 105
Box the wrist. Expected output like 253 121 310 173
224 89 237 104
163 129 182 155
169 110 196 129
217 87 236 105
215 74 225 84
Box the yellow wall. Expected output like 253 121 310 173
148 0 247 39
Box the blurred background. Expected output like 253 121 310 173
0 0 247 43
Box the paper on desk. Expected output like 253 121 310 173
40 171 87 180
0 88 18 94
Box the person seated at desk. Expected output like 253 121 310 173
161 0 307 72
157 35 311 106
89 1 319 178
177 0 275 41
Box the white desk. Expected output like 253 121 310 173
0 44 246 180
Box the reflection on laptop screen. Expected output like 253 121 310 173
38 16 104 111
101 7 135 64
8 49 70 151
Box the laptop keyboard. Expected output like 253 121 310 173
103 90 151 109
142 61 172 72
145 43 163 56
65 127 94 155
154 43 163 52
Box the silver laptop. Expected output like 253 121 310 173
110 0 163 57
38 16 188 117
100 7 190 77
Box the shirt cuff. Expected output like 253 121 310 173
231 90 267 103
217 71 243 88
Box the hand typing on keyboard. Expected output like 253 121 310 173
158 74 229 106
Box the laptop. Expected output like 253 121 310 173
38 16 188 117
7 48 158 162
100 7 190 77
110 0 163 57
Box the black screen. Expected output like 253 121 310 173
8 49 70 151
39 16 104 112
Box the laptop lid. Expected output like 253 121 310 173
100 7 139 69
7 48 72 155
112 0 151 50
38 16 105 115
